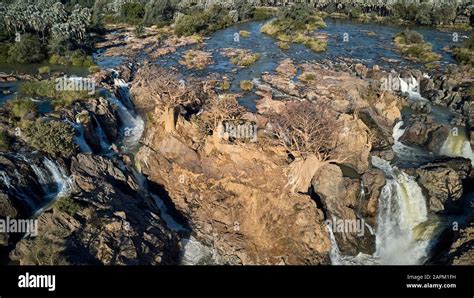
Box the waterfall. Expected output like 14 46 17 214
399 76 426 102
392 120 431 163
42 158 72 200
0 170 12 189
106 83 144 153
439 131 474 165
91 114 112 154
372 156 430 265
65 120 92 153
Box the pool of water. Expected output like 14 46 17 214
152 19 466 111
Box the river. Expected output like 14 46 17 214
1 17 472 265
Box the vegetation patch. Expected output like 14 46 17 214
20 119 76 158
54 197 82 216
453 34 474 67
393 29 440 63
179 50 214 70
221 48 261 67
261 5 327 53
18 80 94 109
0 129 12 151
240 80 253 92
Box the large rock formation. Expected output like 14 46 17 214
10 154 180 265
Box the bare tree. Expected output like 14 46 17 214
270 100 342 161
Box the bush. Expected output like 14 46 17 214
253 7 275 21
0 130 12 151
120 2 146 24
144 0 177 26
174 5 235 36
54 197 82 216
239 30 250 38
88 65 101 73
21 119 76 157
49 50 95 67
7 34 46 63
304 38 327 53
9 99 38 119
240 80 253 91
0 44 10 63
19 80 93 108
277 41 290 50
38 66 51 75
220 80 230 91
261 5 326 52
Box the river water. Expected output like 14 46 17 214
1 17 471 265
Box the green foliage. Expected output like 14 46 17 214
252 7 274 21
261 5 326 53
144 0 177 26
454 34 474 67
47 36 74 56
38 66 51 75
120 2 145 25
22 227 70 265
394 30 439 63
220 80 230 91
277 41 290 50
174 5 235 36
19 80 93 108
0 43 9 63
9 98 37 119
54 197 82 216
240 80 253 92
21 119 76 157
48 50 95 67
0 129 12 151
7 34 45 63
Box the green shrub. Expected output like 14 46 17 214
19 80 93 108
54 197 82 216
174 5 235 36
0 44 10 63
277 41 290 50
261 5 326 52
239 30 250 38
253 7 275 21
49 50 95 67
240 80 253 92
9 99 38 119
0 130 12 151
88 65 101 73
304 38 327 53
7 34 46 64
21 119 76 157
38 66 51 75
121 2 146 24
220 80 230 91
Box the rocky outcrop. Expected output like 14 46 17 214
137 132 332 264
405 157 472 213
10 154 180 265
311 163 375 256
399 114 450 153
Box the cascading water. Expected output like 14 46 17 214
439 130 474 165
65 120 92 153
91 114 112 154
42 158 72 200
371 156 430 265
106 80 144 153
392 121 433 164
